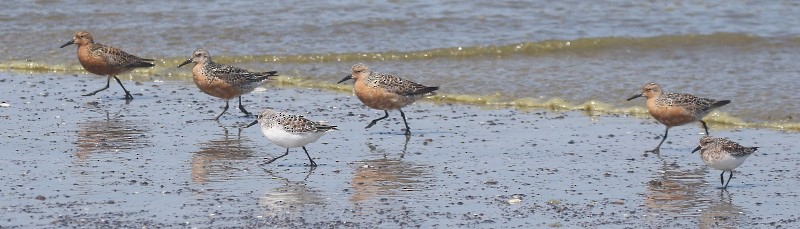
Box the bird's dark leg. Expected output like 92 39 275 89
719 170 730 189
112 76 134 100
83 76 112 97
723 170 733 188
399 108 411 135
365 110 390 129
238 96 251 116
265 148 290 164
700 120 710 135
211 101 230 120
302 146 317 167
646 127 669 153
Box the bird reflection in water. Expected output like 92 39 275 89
644 159 708 213
191 122 257 183
258 166 325 218
75 103 151 163
350 136 432 203
73 103 152 194
643 157 751 226
698 190 747 229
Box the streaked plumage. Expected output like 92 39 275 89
178 48 278 120
337 63 439 135
246 109 337 167
60 31 154 99
627 82 730 153
692 136 758 188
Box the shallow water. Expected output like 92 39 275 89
2 0 800 128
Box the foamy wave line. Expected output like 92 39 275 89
424 94 800 131
1 32 782 72
268 77 800 131
3 62 799 131
204 32 769 63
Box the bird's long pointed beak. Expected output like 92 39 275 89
244 119 259 128
691 145 701 154
59 40 75 48
337 74 353 84
177 59 193 68
626 93 643 101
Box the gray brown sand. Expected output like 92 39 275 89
1 73 799 228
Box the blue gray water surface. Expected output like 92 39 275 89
2 0 800 125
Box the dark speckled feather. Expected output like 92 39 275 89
89 43 155 69
259 109 338 133
715 138 759 158
365 71 439 97
202 61 278 88
655 92 729 115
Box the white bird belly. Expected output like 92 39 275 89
261 126 324 148
704 154 750 171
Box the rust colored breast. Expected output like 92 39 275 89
193 66 241 100
77 45 119 76
354 80 411 110
647 98 696 127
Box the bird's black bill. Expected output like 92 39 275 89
626 93 643 101
59 40 75 48
337 74 354 84
691 145 701 154
244 119 259 128
177 59 193 68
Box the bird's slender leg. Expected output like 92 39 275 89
700 120 710 135
238 96 251 116
399 108 411 135
265 148 290 164
646 127 670 153
723 170 734 189
112 76 133 100
720 171 726 187
83 76 112 97
365 110 390 129
302 146 317 167
211 101 230 120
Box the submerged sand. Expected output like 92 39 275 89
1 73 799 228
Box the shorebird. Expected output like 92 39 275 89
337 63 439 135
692 136 757 189
627 82 730 153
178 48 278 120
60 31 154 100
246 109 337 167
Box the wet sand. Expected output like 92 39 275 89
1 73 799 228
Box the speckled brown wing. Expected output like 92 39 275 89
369 72 438 96
204 62 277 86
658 93 719 112
91 43 154 69
718 138 758 157
205 62 277 82
275 113 337 133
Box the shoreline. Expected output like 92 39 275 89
2 69 796 132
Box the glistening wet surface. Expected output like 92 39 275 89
1 75 797 227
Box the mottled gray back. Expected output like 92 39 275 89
258 109 337 133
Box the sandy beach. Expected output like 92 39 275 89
1 73 798 228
